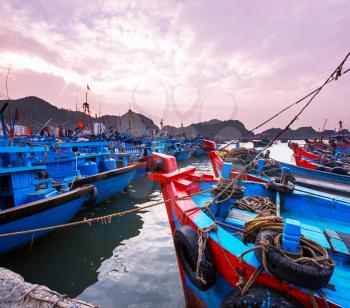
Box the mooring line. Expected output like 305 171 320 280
0 187 214 238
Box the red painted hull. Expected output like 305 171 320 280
294 155 319 170
288 142 322 160
208 150 266 183
148 153 339 308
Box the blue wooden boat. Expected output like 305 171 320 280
0 146 95 255
41 141 140 205
279 160 350 185
166 142 194 161
149 153 350 307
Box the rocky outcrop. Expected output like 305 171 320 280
0 267 98 308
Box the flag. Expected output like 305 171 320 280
77 120 84 129
87 84 91 91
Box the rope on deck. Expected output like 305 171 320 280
235 196 276 214
237 212 334 308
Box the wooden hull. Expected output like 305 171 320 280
71 164 139 204
149 153 347 307
0 185 94 255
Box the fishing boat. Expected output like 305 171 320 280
206 141 350 197
191 138 209 157
42 141 140 205
165 142 194 161
288 141 325 160
0 145 95 255
252 139 270 148
288 143 349 176
149 152 350 307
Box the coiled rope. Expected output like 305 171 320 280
238 212 334 307
235 196 276 214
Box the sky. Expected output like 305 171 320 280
0 0 349 131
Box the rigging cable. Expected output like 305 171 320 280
221 54 350 151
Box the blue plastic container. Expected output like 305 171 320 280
79 161 98 176
100 157 117 172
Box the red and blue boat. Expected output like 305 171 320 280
207 140 350 197
149 152 350 307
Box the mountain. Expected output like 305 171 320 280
164 120 254 139
0 96 158 135
0 96 344 139
256 126 348 140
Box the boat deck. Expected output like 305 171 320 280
191 183 350 307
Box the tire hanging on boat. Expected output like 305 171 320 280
83 185 98 207
221 286 302 308
254 230 334 289
329 166 349 175
174 225 216 291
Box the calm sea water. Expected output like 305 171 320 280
0 142 294 307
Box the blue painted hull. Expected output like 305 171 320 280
193 149 205 156
133 164 147 179
93 169 137 204
0 187 92 255
175 150 193 161
72 164 139 205
279 161 350 185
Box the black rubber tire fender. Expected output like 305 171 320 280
316 165 331 172
221 286 302 308
174 225 216 291
330 167 349 175
254 231 334 289
83 185 98 207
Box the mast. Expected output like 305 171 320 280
339 120 344 135
82 84 94 135
319 118 327 141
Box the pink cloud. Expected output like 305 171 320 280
0 0 349 131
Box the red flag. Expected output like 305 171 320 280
87 84 91 91
15 108 19 120
26 127 32 136
77 120 84 129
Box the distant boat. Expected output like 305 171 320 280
165 142 194 161
207 141 350 197
252 139 270 148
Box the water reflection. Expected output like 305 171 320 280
0 178 155 297
0 156 210 307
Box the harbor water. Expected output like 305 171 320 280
0 142 295 307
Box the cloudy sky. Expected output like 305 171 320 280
0 0 349 130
